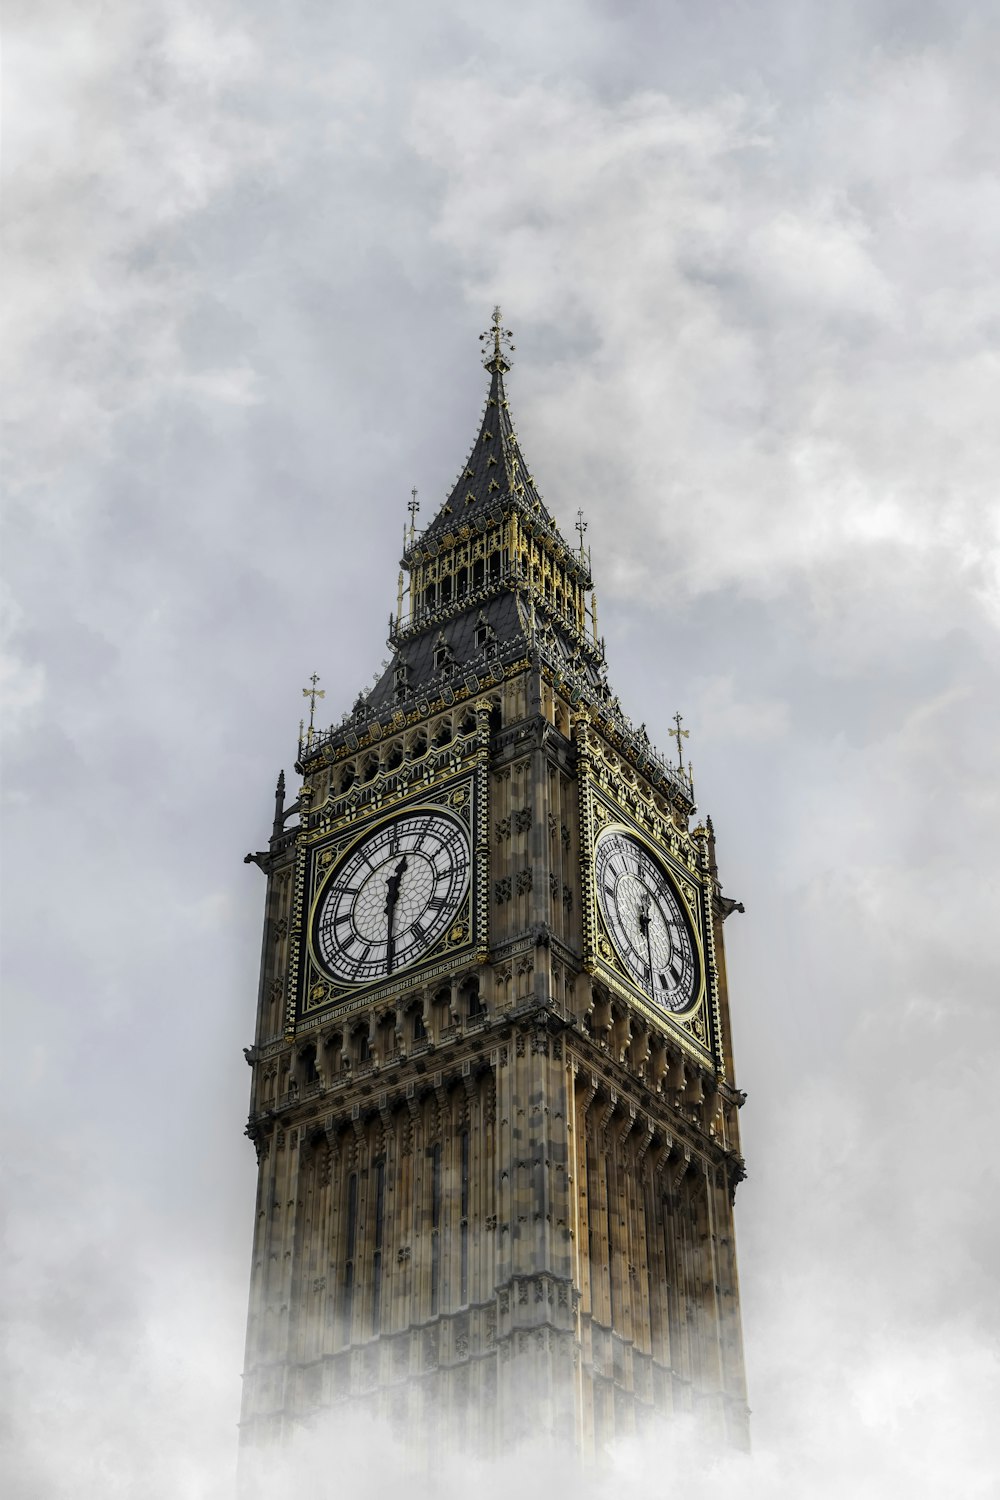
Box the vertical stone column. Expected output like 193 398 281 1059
573 717 597 974
706 1162 749 1448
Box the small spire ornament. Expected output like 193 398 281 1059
575 507 589 559
302 672 325 744
479 306 515 371
669 710 690 771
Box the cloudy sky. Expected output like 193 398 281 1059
3 1 999 1494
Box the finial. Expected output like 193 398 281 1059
669 710 690 771
479 306 515 372
302 672 325 745
272 770 286 837
408 486 420 540
576 508 588 558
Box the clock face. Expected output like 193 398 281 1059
594 829 699 1014
313 809 471 986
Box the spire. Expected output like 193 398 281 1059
417 311 556 544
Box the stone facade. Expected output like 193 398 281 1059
239 317 749 1460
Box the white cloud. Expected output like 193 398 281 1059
411 60 999 620
691 675 790 744
2 3 998 1496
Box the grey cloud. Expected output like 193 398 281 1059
3 0 998 1493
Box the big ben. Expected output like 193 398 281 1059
239 312 750 1458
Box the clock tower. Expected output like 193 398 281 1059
239 314 750 1459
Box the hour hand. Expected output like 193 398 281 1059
384 855 408 974
384 855 409 914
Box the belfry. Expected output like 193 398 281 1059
239 313 750 1458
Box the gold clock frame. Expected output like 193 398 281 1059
293 772 484 1026
583 783 717 1063
592 821 705 1020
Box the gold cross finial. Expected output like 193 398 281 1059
408 486 420 539
575 508 588 557
302 672 325 742
479 307 515 371
670 710 690 771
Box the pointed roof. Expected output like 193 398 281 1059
295 315 695 811
419 310 556 544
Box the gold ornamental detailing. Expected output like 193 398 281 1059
479 305 515 371
285 820 310 1038
693 822 727 1076
301 672 325 747
473 702 492 964
575 716 598 972
669 709 690 771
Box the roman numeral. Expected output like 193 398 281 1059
410 921 427 945
428 895 448 911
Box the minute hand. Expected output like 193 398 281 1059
384 855 408 974
638 893 654 998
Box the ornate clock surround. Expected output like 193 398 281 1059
583 772 717 1063
296 770 486 1026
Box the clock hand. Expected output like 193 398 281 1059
638 892 654 997
384 855 408 975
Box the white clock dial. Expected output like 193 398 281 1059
313 810 470 985
594 829 699 1013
